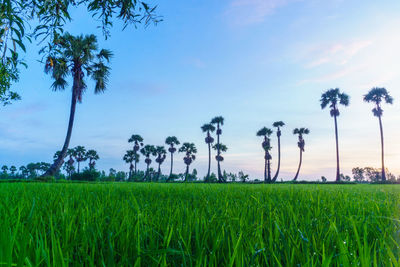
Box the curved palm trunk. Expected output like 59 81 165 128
272 134 281 182
293 149 302 181
207 142 211 180
334 115 341 182
43 83 78 176
185 165 189 182
378 116 386 181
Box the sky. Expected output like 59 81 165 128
1 0 400 181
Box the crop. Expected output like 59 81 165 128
0 183 399 266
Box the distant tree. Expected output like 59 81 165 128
26 163 39 178
201 123 215 181
129 134 144 174
272 121 285 182
179 142 197 182
211 116 225 182
364 167 381 182
73 146 87 173
320 88 349 182
86 149 99 170
155 146 167 181
340 173 351 182
140 145 157 181
165 136 180 180
123 150 138 179
256 127 273 183
293 128 310 181
43 33 112 176
363 87 393 181
19 166 28 179
352 167 365 182
321 176 327 183
239 171 249 183
1 165 8 175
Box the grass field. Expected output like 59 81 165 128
0 183 399 266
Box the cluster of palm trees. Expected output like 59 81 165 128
256 123 310 183
55 146 99 177
123 135 197 181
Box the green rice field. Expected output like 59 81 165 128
0 183 399 266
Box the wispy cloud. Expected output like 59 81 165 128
224 0 291 26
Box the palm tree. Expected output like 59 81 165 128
211 116 225 182
165 136 180 180
293 128 310 181
140 145 157 181
212 143 228 182
123 150 138 180
257 127 273 183
201 123 215 181
364 87 393 181
73 146 87 173
320 88 349 182
272 121 285 182
86 149 99 170
155 146 167 180
19 166 28 179
128 134 144 174
9 166 17 176
43 33 112 176
179 142 197 182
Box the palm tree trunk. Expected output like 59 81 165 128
157 164 161 180
264 154 267 183
43 84 78 176
77 161 80 173
267 158 271 183
185 165 189 182
134 159 137 175
378 115 386 181
293 149 302 181
169 152 173 177
207 142 211 180
272 135 281 182
217 125 223 182
334 115 340 182
145 164 149 182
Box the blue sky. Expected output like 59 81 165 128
1 0 400 180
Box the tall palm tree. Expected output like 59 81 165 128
320 88 349 182
140 145 156 181
123 150 138 180
293 128 310 181
179 142 197 182
211 116 225 182
201 123 216 181
272 121 285 182
86 149 99 170
73 146 87 173
128 134 144 174
43 33 112 176
165 136 180 180
155 146 167 180
364 87 393 181
257 127 273 183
